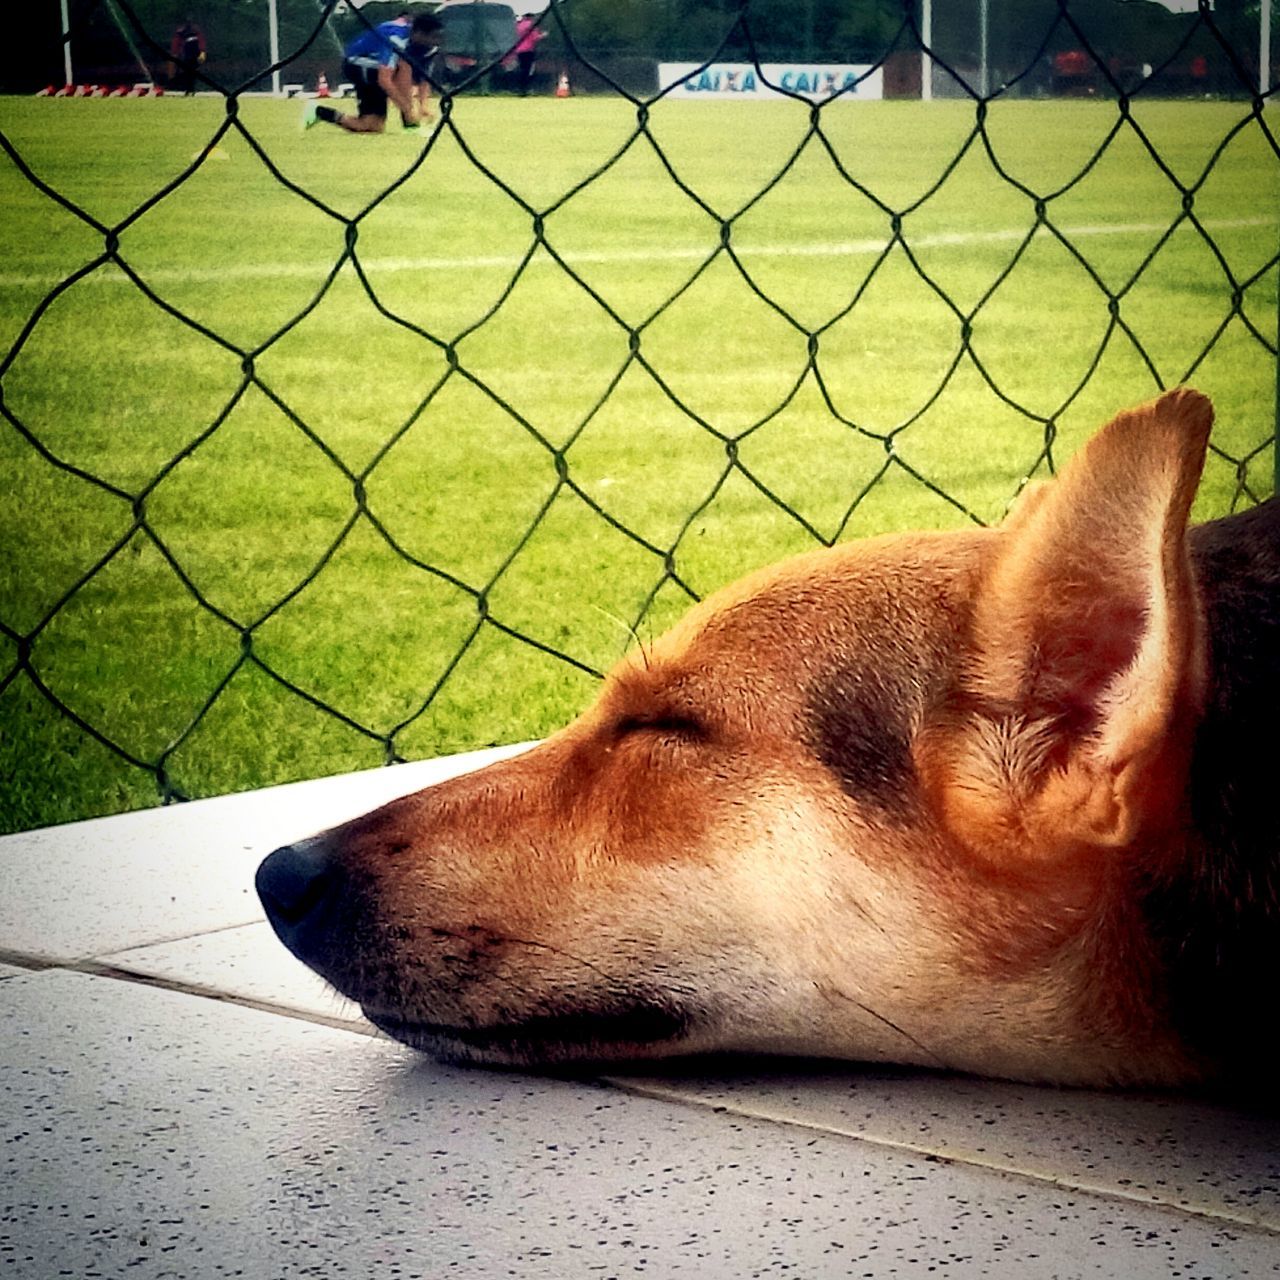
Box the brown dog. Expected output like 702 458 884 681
257 388 1279 1090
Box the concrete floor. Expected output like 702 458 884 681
3 746 1279 1278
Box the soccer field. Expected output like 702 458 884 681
1 93 1277 831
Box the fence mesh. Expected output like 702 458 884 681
1 0 1277 834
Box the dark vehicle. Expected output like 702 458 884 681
437 2 519 90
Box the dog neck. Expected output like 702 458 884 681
1145 499 1280 1085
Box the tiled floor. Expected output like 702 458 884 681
3 748 1279 1278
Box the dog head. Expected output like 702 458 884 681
258 389 1214 1085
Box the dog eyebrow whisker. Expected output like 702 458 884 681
592 605 649 665
818 983 952 1072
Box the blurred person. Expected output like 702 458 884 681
304 12 441 134
512 13 547 97
170 18 206 95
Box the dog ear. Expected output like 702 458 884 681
919 388 1213 868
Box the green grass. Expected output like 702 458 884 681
1 92 1277 832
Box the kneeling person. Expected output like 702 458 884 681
307 12 440 133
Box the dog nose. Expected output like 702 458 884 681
255 837 339 961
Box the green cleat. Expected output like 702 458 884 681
301 101 319 130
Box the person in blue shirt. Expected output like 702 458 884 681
305 12 442 134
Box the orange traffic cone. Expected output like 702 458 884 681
317 72 330 98
555 71 570 98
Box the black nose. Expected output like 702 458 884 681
256 837 340 964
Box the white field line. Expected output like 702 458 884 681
0 216 1273 291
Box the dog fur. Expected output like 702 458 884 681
257 388 1279 1090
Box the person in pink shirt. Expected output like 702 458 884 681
512 13 547 96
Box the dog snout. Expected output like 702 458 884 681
256 836 341 961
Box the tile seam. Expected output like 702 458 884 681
604 1078 1280 1237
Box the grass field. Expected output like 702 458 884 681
1 91 1277 833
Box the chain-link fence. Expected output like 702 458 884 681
1 0 1277 834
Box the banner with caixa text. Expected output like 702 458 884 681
659 63 884 102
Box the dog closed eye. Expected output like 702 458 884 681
614 713 706 743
